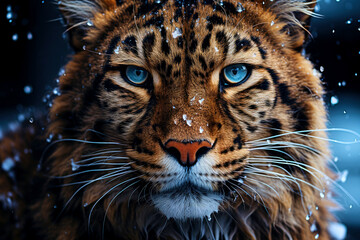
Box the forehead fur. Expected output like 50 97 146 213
60 0 316 49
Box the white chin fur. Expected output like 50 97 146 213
152 192 223 220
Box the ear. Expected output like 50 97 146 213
267 0 318 51
59 0 117 51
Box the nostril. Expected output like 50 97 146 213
164 140 212 167
166 147 181 163
195 146 211 161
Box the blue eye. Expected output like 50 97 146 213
223 64 249 85
125 66 149 85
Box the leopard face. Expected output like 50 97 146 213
51 0 330 234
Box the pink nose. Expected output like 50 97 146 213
165 140 212 167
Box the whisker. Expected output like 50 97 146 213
88 175 141 230
102 180 141 239
246 128 360 145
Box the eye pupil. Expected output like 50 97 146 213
232 68 239 75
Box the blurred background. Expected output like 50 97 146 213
0 0 359 238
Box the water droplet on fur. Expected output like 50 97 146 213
320 192 325 198
270 21 274 26
349 204 353 209
186 119 192 126
310 222 317 232
338 170 349 183
306 215 310 221
207 215 212 221
83 202 89 207
199 127 204 133
46 133 54 143
71 158 79 171
314 233 319 239
172 27 182 38
236 2 245 12
198 98 204 104
86 19 93 26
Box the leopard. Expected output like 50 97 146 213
0 0 340 239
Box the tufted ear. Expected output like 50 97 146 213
59 0 118 51
267 0 318 51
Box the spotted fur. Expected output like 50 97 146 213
1 1 338 239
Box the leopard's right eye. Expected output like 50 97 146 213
123 65 149 86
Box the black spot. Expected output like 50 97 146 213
185 56 193 66
173 70 181 78
144 16 164 28
266 68 280 84
122 35 138 55
103 79 120 91
142 33 155 60
215 31 228 57
233 135 243 149
174 8 182 22
206 23 213 31
189 39 198 53
209 61 215 69
221 149 228 154
247 125 258 132
256 79 270 90
174 55 182 64
278 83 296 106
177 36 184 48
249 105 257 110
265 100 271 107
206 15 225 26
107 36 121 54
160 60 167 72
166 64 173 78
258 47 267 60
251 36 261 45
260 118 282 136
235 39 251 53
198 55 208 71
161 39 170 55
202 33 211 51
258 111 266 118
293 106 310 131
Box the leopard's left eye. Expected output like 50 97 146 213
222 64 250 86
125 65 149 85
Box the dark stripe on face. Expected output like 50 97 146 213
234 38 251 54
122 35 138 56
142 32 155 60
260 118 282 137
189 38 198 53
202 33 211 51
215 31 228 58
198 55 208 71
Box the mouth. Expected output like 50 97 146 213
152 182 223 220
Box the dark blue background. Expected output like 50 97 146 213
1 0 359 238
